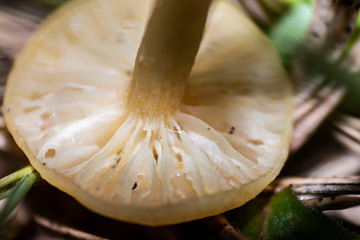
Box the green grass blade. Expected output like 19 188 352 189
0 189 13 201
0 166 34 189
0 171 39 225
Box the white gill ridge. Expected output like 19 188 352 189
43 112 268 207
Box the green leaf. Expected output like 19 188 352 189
0 171 39 226
228 188 360 240
0 166 34 189
266 188 360 240
269 2 312 66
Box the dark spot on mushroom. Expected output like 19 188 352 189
45 148 56 158
331 196 336 200
152 148 159 162
113 156 121 168
132 182 138 190
345 26 353 34
319 198 323 202
42 162 47 166
207 127 210 131
229 127 235 134
116 157 121 165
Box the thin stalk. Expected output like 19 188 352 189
0 171 39 225
128 0 211 119
304 196 360 211
267 176 360 195
205 215 250 240
0 165 34 189
0 189 13 201
34 215 109 240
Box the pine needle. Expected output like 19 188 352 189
0 169 39 226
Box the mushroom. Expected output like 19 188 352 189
3 0 292 226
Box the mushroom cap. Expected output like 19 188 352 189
3 0 292 226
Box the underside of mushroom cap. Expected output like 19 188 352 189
3 0 292 226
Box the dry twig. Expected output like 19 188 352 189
291 85 345 152
268 176 360 194
34 215 109 240
332 114 360 155
205 215 250 240
304 196 360 211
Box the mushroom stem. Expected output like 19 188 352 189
127 0 211 119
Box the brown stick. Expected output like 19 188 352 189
34 215 109 240
304 196 360 211
267 176 360 194
205 215 250 240
291 85 345 152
